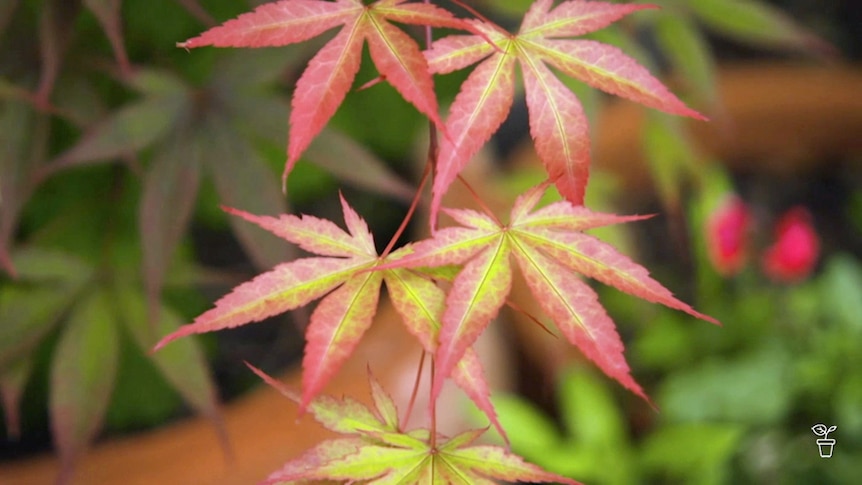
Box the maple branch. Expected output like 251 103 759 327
402 349 427 429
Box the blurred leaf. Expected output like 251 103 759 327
559 367 627 446
127 68 189 97
104 329 184 431
640 423 744 485
306 128 414 203
835 373 862 437
140 133 202 323
633 311 697 371
0 248 93 368
172 0 216 26
49 90 189 172
115 286 225 444
227 89 289 149
0 0 18 39
820 254 862 333
587 25 654 71
205 117 293 270
50 290 119 483
0 101 40 276
0 355 33 440
211 48 411 203
660 346 792 425
687 0 834 56
83 0 131 77
642 112 693 212
214 46 309 93
35 0 80 105
51 73 108 127
559 367 636 484
0 77 32 103
487 393 561 452
653 13 718 110
9 246 94 284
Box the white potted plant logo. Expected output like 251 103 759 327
811 423 837 458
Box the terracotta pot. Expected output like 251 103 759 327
2 62 860 485
589 62 862 192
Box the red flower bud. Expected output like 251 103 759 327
762 207 819 283
706 195 751 276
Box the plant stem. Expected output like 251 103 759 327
401 350 426 429
429 354 438 450
456 174 504 227
380 161 431 258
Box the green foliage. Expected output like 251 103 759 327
485 252 862 483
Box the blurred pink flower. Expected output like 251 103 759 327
762 207 819 283
706 195 751 276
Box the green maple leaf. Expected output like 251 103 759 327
247 364 580 485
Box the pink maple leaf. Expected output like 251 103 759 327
381 183 719 404
154 194 504 434
425 0 706 228
178 0 477 187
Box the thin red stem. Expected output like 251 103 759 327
505 299 556 337
401 350 426 429
381 162 431 258
380 0 439 258
450 0 494 26
456 174 504 227
423 5 440 452
429 354 438 450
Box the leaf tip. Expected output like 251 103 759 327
152 324 196 353
281 163 289 195
220 205 241 216
0 250 17 278
151 335 174 353
688 109 710 122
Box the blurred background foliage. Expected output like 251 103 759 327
0 0 860 483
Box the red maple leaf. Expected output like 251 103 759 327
178 0 476 186
153 194 506 438
382 183 719 403
425 0 706 227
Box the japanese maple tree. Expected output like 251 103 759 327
155 0 719 483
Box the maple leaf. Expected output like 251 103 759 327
153 194 504 437
425 0 706 227
382 183 719 404
247 363 581 485
178 0 475 186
